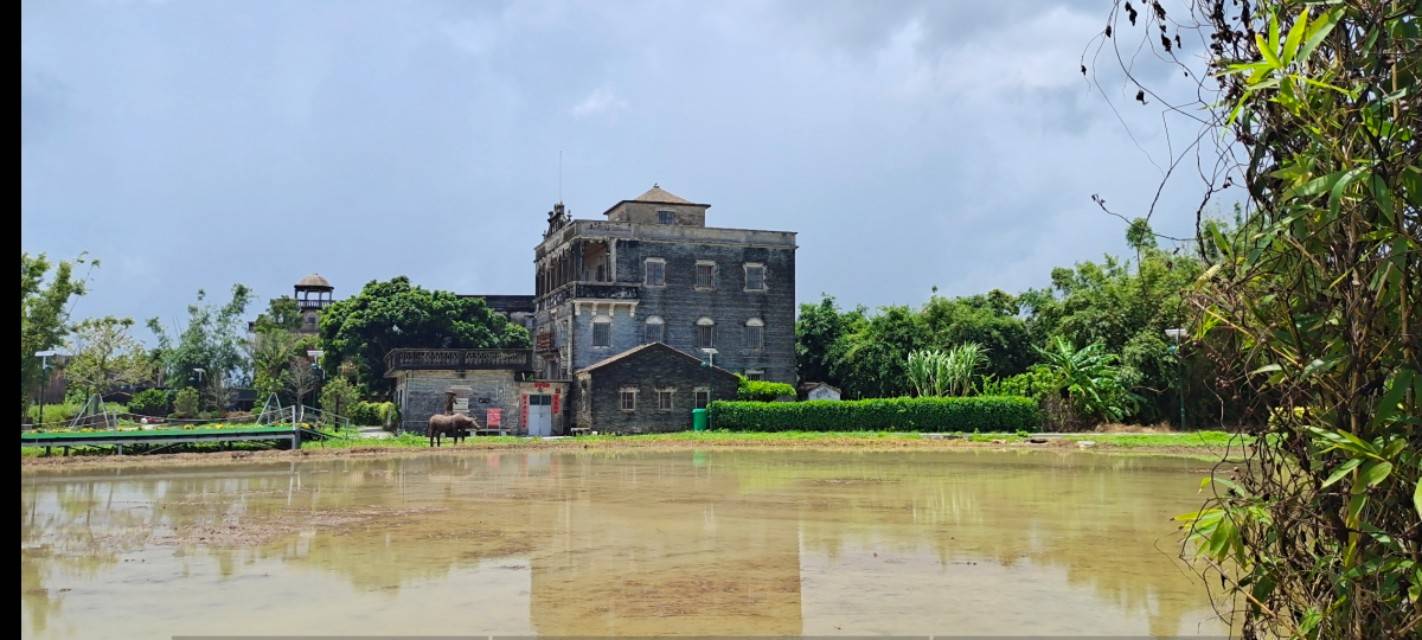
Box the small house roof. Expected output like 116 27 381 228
576 342 737 378
798 381 841 393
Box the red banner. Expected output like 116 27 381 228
487 408 502 427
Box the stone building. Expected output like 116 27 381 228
386 184 797 436
532 185 797 386
386 348 567 436
574 342 740 434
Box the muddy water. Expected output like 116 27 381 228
21 449 1230 638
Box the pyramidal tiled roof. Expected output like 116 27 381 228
631 183 693 205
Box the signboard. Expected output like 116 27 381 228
486 408 502 427
452 397 469 413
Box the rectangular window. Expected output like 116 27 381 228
744 264 766 291
657 389 674 410
695 262 717 289
644 259 665 287
745 370 764 381
620 388 637 411
592 321 611 348
645 321 664 344
746 324 764 350
657 210 676 224
697 324 715 348
694 388 711 409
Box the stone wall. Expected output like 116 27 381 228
394 370 522 434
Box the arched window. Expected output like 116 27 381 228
644 316 664 344
745 318 764 351
696 317 715 349
592 316 612 348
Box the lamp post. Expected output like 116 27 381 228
34 351 57 427
1164 328 1186 429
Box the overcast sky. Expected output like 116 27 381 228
22 0 1222 335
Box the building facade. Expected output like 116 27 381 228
386 348 568 436
531 185 797 390
574 342 740 434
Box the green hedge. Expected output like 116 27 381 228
708 396 1041 432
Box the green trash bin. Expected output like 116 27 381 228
691 408 709 432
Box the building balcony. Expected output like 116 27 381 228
384 348 534 377
536 281 640 310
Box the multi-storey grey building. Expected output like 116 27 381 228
532 185 797 398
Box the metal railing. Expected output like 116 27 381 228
384 348 533 375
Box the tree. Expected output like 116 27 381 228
288 354 318 414
172 387 200 419
795 295 860 385
1099 2 1419 635
251 296 302 333
319 377 359 423
920 293 1033 380
148 284 253 409
64 317 154 400
20 253 92 419
319 277 530 395
1023 245 1203 424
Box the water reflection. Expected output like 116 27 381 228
21 450 1228 637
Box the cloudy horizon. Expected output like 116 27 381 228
22 0 1226 337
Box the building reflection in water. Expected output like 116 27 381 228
21 450 1229 638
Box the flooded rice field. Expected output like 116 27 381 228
21 449 1230 637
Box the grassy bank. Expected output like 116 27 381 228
20 429 1252 470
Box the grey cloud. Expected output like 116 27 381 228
22 0 1217 339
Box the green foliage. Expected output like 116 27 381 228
172 387 200 419
710 396 1040 432
736 376 796 401
907 343 989 397
251 296 303 333
318 376 359 420
1022 246 1203 424
1107 1 1420 635
26 401 127 426
981 368 1056 400
20 252 92 419
247 327 317 405
64 316 154 398
350 401 399 428
920 293 1033 380
128 388 171 416
319 277 530 395
147 284 253 409
1033 337 1138 426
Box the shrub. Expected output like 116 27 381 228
319 378 359 421
173 387 201 418
350 401 399 427
129 388 172 416
26 401 127 426
709 396 1040 432
736 376 797 402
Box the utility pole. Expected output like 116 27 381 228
1165 328 1186 429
